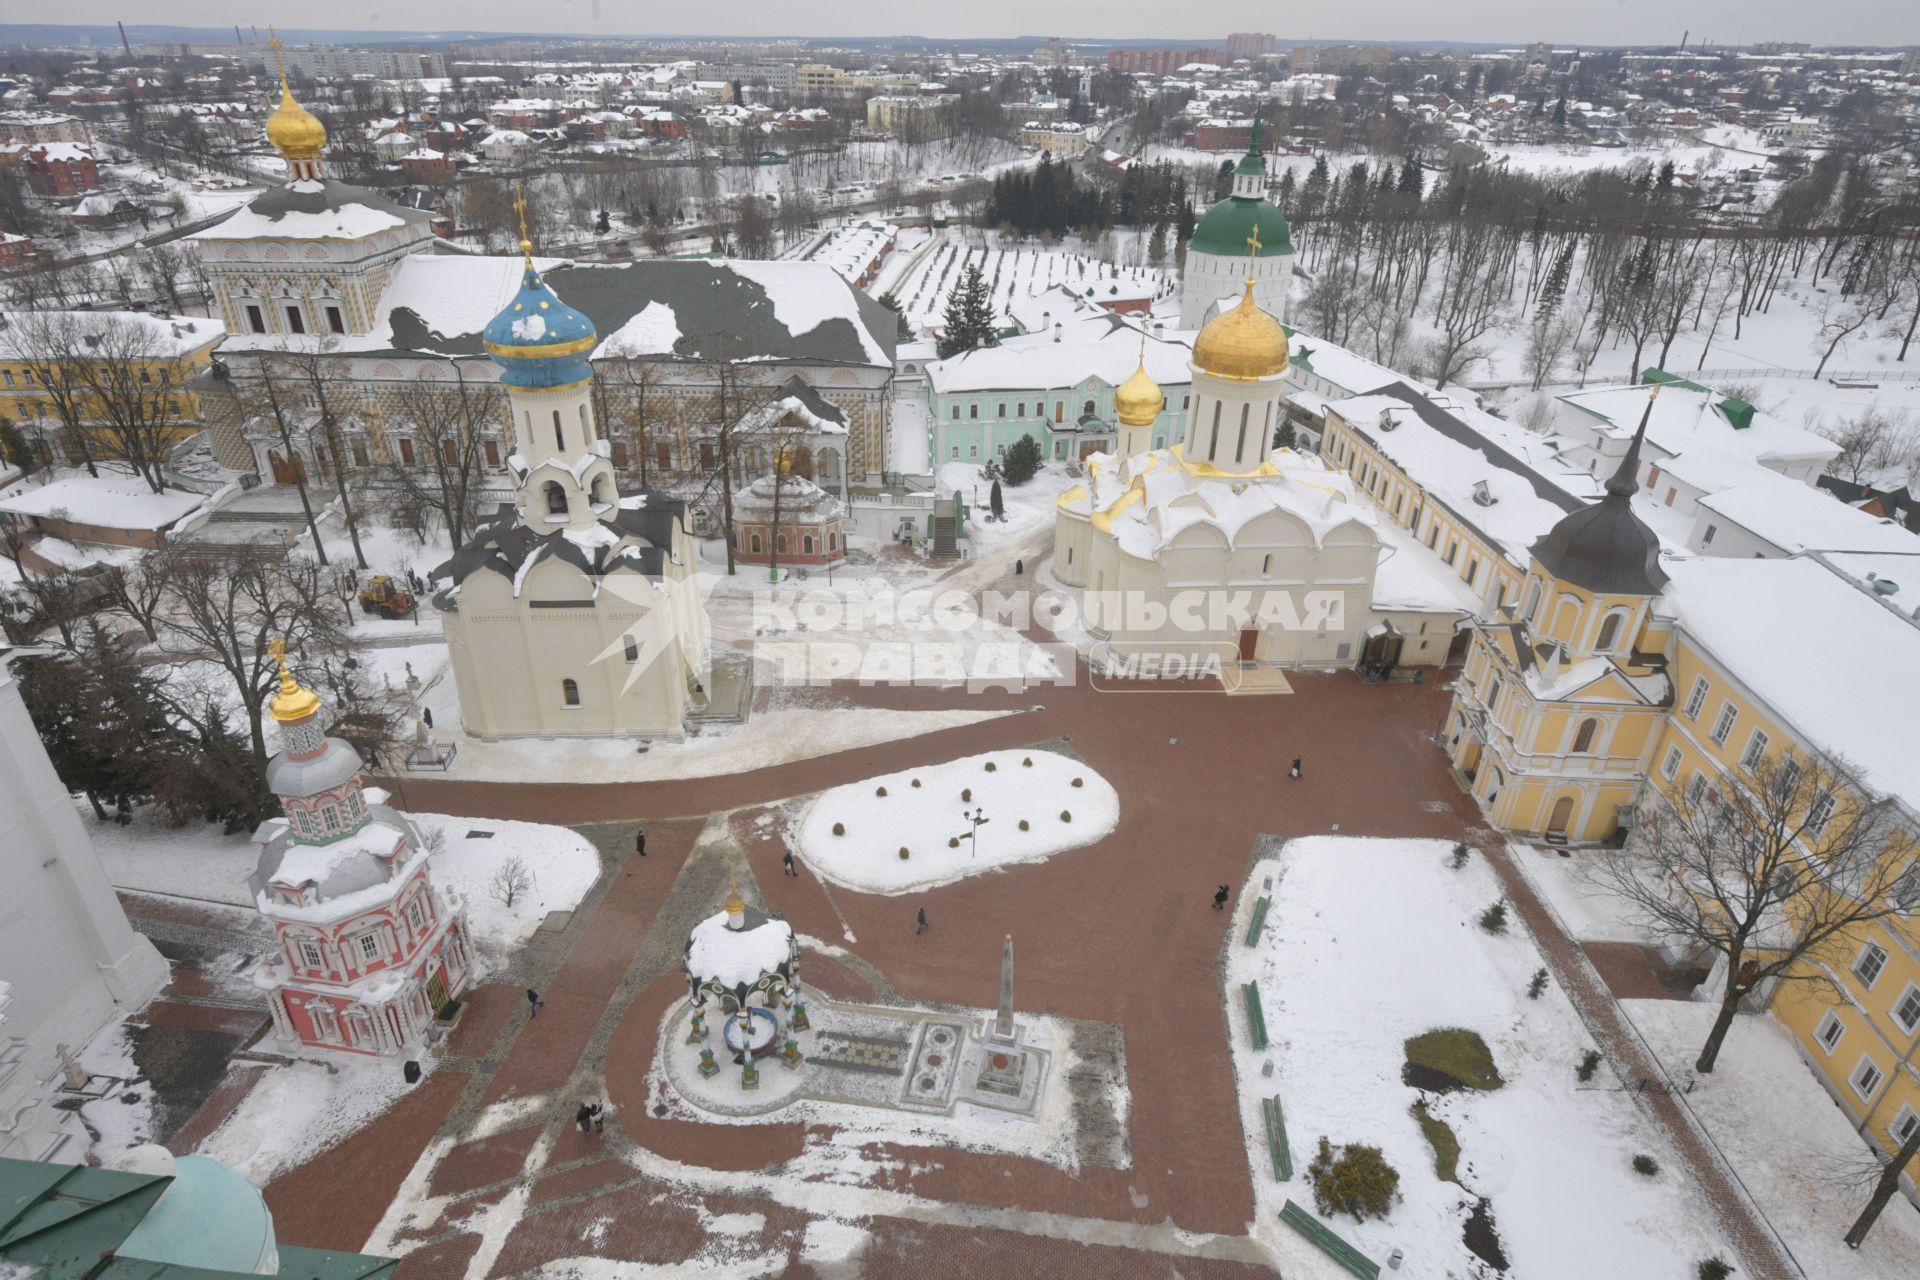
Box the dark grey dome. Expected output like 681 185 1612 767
1530 392 1668 597
264 736 363 799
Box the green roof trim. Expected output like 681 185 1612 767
1717 397 1755 430
1189 196 1294 257
1639 368 1710 393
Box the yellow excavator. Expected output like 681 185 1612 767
357 575 417 620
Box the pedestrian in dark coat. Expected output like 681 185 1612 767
1289 756 1301 779
575 1103 593 1134
783 849 796 876
422 706 434 729
1213 884 1230 910
916 908 928 935
526 988 543 1017
590 1103 604 1135
635 828 647 856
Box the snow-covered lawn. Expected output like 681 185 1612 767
1508 841 1665 945
1228 837 1726 1279
196 1055 424 1186
1622 1000 1920 1280
91 805 598 957
793 748 1118 895
889 230 1173 333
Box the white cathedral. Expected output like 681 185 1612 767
1056 250 1466 673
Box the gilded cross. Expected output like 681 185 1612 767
1247 225 1263 257
513 183 533 260
267 28 287 88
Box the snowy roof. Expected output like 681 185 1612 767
1085 447 1380 562
192 177 433 242
733 376 849 436
1556 382 1839 469
433 488 690 590
1659 556 1920 808
731 472 844 518
0 310 224 360
1698 471 1920 556
1372 518 1490 614
219 253 894 369
929 319 1193 395
0 472 204 529
1332 383 1596 568
684 907 795 992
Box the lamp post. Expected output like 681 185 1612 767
952 805 989 858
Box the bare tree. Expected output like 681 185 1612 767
490 854 535 909
1811 292 1875 380
103 547 176 644
1824 408 1910 486
240 360 329 563
59 313 204 494
1592 749 1910 1074
7 311 104 479
275 341 369 570
1845 1127 1920 1249
374 362 500 552
158 550 346 768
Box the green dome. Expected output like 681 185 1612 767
1189 196 1294 258
113 1150 278 1276
1234 151 1265 176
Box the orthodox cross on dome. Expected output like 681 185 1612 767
1244 224 1263 288
267 29 287 91
513 183 534 266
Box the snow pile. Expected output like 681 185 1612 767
1229 837 1725 1279
196 1055 423 1185
1623 1000 1920 1280
685 910 794 990
599 300 680 356
794 749 1118 895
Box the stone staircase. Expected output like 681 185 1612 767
928 496 961 561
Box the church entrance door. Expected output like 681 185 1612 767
269 449 306 485
1237 628 1259 663
426 966 449 1014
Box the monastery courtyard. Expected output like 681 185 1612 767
142 663 1473 1278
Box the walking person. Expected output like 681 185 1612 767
590 1102 605 1135
635 827 647 857
526 987 543 1018
1212 884 1230 911
916 907 928 935
1288 756 1302 779
782 848 797 877
422 706 434 729
575 1102 593 1135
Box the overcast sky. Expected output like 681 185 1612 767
32 1 1920 48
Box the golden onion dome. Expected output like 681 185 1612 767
265 80 327 160
1113 357 1165 427
1192 281 1289 381
267 640 321 724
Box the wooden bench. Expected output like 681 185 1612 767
1242 982 1269 1050
1261 1096 1293 1180
1279 1200 1379 1279
1244 896 1272 946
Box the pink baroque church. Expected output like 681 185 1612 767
248 642 472 1054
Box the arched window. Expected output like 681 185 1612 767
1235 403 1250 463
544 481 567 515
1083 399 1097 418
561 678 580 707
590 474 609 505
1522 581 1541 621
578 402 589 437
828 531 838 550
1572 719 1598 753
1209 401 1221 457
803 535 815 554
750 532 762 553
553 410 564 452
776 533 789 554
623 636 639 663
1596 611 1623 652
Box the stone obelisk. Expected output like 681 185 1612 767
993 933 1015 1042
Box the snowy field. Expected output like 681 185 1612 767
1228 837 1726 1279
1508 842 1664 945
90 805 598 957
883 230 1174 334
793 749 1118 895
1622 1000 1920 1280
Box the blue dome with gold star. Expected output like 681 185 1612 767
482 247 597 389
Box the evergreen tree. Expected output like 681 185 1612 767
1213 159 1234 202
1397 156 1424 198
1147 220 1168 266
1273 419 1296 450
940 265 996 357
1274 168 1296 216
0 419 36 475
1300 154 1330 222
1001 434 1044 486
1552 97 1568 129
989 478 1004 521
878 290 914 341
1656 159 1676 191
1176 199 1195 244
595 209 611 234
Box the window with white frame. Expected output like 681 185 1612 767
309 1003 342 1043
1686 772 1709 806
1740 730 1769 772
358 932 381 962
1661 746 1682 780
1709 703 1738 746
1683 677 1708 719
1893 983 1920 1036
1891 862 1920 914
407 898 427 933
1772 755 1802 801
1894 1105 1920 1147
1807 789 1836 836
300 941 323 969
1814 1011 1845 1053
1851 1055 1884 1101
1854 941 1889 989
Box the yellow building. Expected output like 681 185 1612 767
1441 395 1920 1170
0 310 225 465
